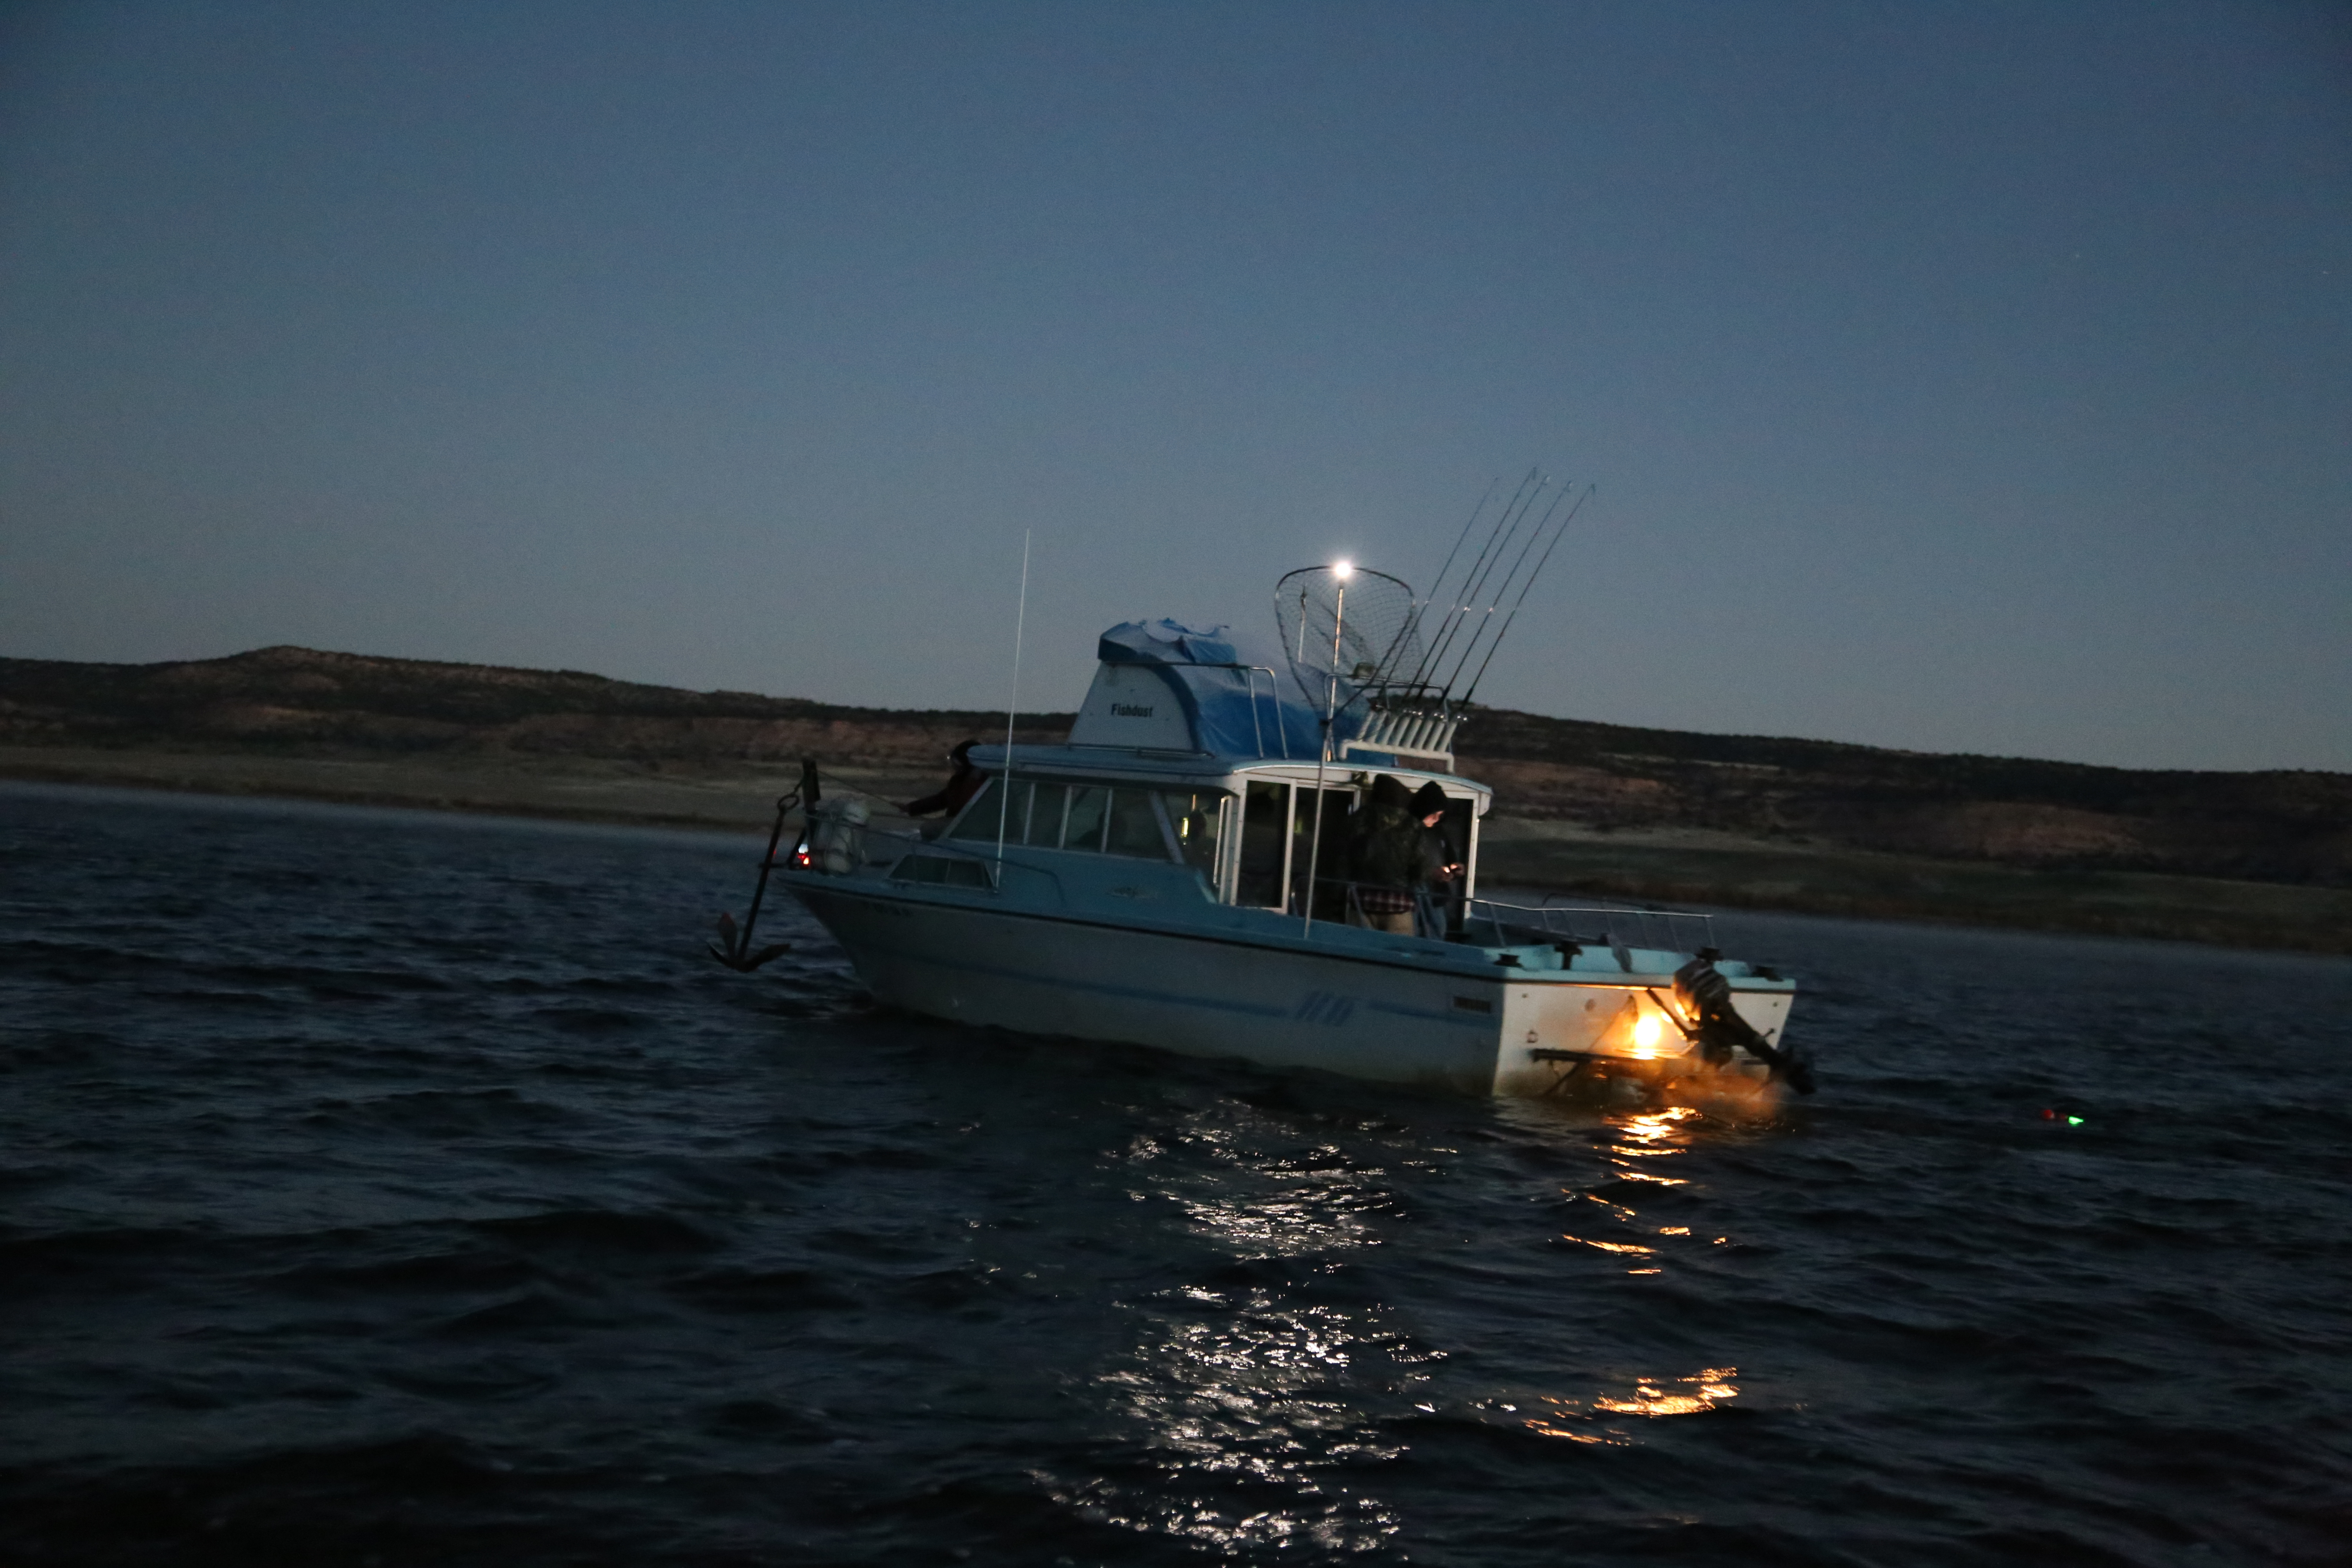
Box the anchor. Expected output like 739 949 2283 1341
709 759 819 972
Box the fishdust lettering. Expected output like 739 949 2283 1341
1111 703 1155 718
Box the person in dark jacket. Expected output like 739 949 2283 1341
902 741 984 833
1412 780 1464 924
1348 775 1424 934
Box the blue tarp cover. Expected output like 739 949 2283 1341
1092 619 1361 760
1096 619 1239 668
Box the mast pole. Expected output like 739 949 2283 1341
1302 571 1347 937
995 529 1031 873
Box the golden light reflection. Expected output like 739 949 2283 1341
1523 1368 1740 1439
1601 1107 1701 1167
1515 1097 1760 1294
1550 1106 1727 1273
1594 1370 1740 1416
1614 1105 1703 1143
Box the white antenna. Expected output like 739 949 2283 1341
995 529 1031 871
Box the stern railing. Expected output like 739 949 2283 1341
1461 894 1715 957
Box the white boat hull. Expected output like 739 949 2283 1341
790 880 1794 1097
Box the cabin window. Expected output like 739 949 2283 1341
1023 783 1067 846
945 778 1199 866
944 778 1010 842
890 853 994 888
1062 786 1111 851
1161 790 1223 878
1105 789 1169 859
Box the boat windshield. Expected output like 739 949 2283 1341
946 778 1191 864
1105 790 1164 858
1063 786 1110 849
1022 784 1066 846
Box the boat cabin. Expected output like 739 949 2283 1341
910 619 1489 926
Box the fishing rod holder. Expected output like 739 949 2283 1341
1343 687 1462 766
1345 705 1449 766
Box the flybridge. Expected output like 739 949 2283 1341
1064 470 1590 769
1066 619 1321 760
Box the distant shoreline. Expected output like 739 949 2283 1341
9 746 2346 957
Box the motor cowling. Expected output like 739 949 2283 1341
1672 957 1816 1095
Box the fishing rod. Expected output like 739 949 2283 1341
1424 471 1549 696
1412 469 1545 693
1399 476 1496 680
1440 478 1577 695
1406 469 1537 691
1460 482 1592 704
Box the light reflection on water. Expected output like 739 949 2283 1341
1522 1368 1743 1444
1534 1105 1743 1276
1089 1293 1413 1553
1084 1100 1421 1553
1159 1112 1390 1261
1085 1095 1774 1553
1464 1102 1754 1452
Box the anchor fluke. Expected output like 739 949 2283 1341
709 911 792 972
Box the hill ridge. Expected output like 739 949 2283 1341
3 644 2345 888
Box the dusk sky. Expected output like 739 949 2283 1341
2 2 2346 772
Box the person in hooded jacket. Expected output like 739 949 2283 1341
1411 779 1464 928
902 740 985 836
1347 774 1426 934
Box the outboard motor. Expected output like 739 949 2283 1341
1672 957 1816 1095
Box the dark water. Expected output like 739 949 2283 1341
3 783 2349 1568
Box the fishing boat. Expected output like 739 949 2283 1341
714 492 1812 1099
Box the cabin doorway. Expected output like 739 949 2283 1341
1236 781 1292 908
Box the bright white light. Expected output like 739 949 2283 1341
1332 559 1354 579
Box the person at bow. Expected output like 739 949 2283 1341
901 740 985 836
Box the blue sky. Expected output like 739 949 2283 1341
3 1 2346 770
